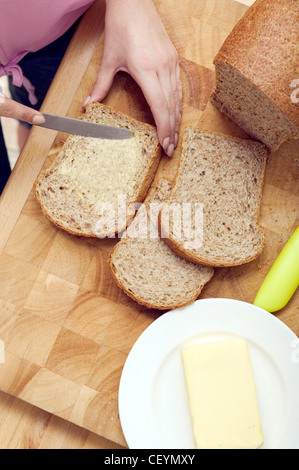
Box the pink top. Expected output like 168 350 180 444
0 0 94 104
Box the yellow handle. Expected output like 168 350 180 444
253 226 299 312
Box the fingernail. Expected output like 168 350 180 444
162 137 169 153
32 115 45 124
174 132 179 147
82 95 91 108
166 143 174 157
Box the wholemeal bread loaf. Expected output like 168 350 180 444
159 129 267 267
34 102 161 238
211 0 299 152
109 178 214 310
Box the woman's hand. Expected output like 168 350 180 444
83 0 182 156
0 93 44 124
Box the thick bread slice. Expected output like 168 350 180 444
34 102 161 238
159 129 267 267
109 178 214 310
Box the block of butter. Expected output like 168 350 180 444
181 338 264 449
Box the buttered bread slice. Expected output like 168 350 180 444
34 103 161 238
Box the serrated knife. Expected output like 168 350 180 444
35 113 132 140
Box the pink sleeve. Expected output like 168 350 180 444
0 0 94 104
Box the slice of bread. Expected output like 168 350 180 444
34 102 161 238
159 129 267 267
109 178 214 310
211 0 299 152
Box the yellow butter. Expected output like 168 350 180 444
57 135 139 204
181 338 264 449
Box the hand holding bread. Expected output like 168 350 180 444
83 0 182 157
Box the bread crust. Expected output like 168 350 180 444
213 0 299 129
159 223 266 268
109 256 213 310
34 102 161 238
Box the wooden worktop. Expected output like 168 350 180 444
0 0 298 449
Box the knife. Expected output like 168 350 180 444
253 226 299 312
35 113 132 140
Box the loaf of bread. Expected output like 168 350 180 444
34 103 161 238
211 0 299 152
159 129 267 267
109 178 214 310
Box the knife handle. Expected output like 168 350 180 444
253 226 299 312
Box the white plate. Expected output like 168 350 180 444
118 298 299 449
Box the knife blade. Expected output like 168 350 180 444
35 113 132 140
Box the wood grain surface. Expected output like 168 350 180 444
0 0 298 449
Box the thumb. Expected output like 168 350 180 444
0 96 44 124
83 60 116 108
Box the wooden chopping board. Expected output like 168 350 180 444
0 0 298 448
